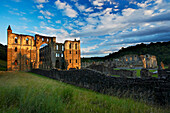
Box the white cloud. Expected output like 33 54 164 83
85 7 93 12
46 11 54 16
113 9 119 11
143 23 150 26
96 7 103 9
55 0 66 9
122 8 136 16
12 0 21 2
114 5 118 8
86 17 99 24
93 0 104 6
40 10 54 19
34 0 49 3
82 44 99 53
155 0 162 4
65 26 73 30
144 10 153 15
38 16 44 19
76 3 85 11
72 0 170 40
132 28 137 31
159 9 165 12
65 7 78 18
36 4 44 9
55 0 78 18
20 17 27 21
55 20 61 23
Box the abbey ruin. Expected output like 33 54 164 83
7 25 81 71
82 54 157 69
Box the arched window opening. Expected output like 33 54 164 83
62 45 64 51
70 59 71 63
61 54 63 57
69 43 71 49
70 51 71 54
15 37 18 43
15 47 17 52
76 59 77 63
26 38 29 44
75 43 77 49
42 38 44 42
76 51 77 54
26 60 29 65
56 45 58 50
15 60 18 65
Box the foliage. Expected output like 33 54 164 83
0 43 7 61
0 72 169 113
0 60 7 71
82 41 170 65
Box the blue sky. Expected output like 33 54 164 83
0 0 170 57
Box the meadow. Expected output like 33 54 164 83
0 71 169 113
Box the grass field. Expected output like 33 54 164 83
0 72 169 113
0 60 7 71
113 68 158 77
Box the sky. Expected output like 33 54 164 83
0 0 170 57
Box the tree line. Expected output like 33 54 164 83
0 43 7 61
82 41 170 65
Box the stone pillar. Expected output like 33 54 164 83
140 68 151 78
35 48 39 68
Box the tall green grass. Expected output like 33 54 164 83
0 72 169 113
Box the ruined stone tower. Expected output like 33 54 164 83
7 25 37 71
64 39 81 70
7 25 81 71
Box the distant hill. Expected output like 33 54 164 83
0 43 7 61
82 41 170 65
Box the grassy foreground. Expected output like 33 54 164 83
0 72 169 113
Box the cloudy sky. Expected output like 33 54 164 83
0 0 170 57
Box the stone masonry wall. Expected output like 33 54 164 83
31 69 170 105
87 64 136 77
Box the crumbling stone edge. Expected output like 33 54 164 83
30 68 170 106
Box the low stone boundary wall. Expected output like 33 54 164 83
158 69 170 78
87 64 136 77
31 69 170 105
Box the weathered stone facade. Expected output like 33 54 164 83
82 54 157 69
39 39 81 70
64 40 81 70
7 25 81 71
87 64 137 77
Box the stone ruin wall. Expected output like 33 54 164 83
87 64 137 77
39 40 81 70
82 54 157 69
7 26 37 71
64 40 81 70
7 25 81 71
31 68 170 105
